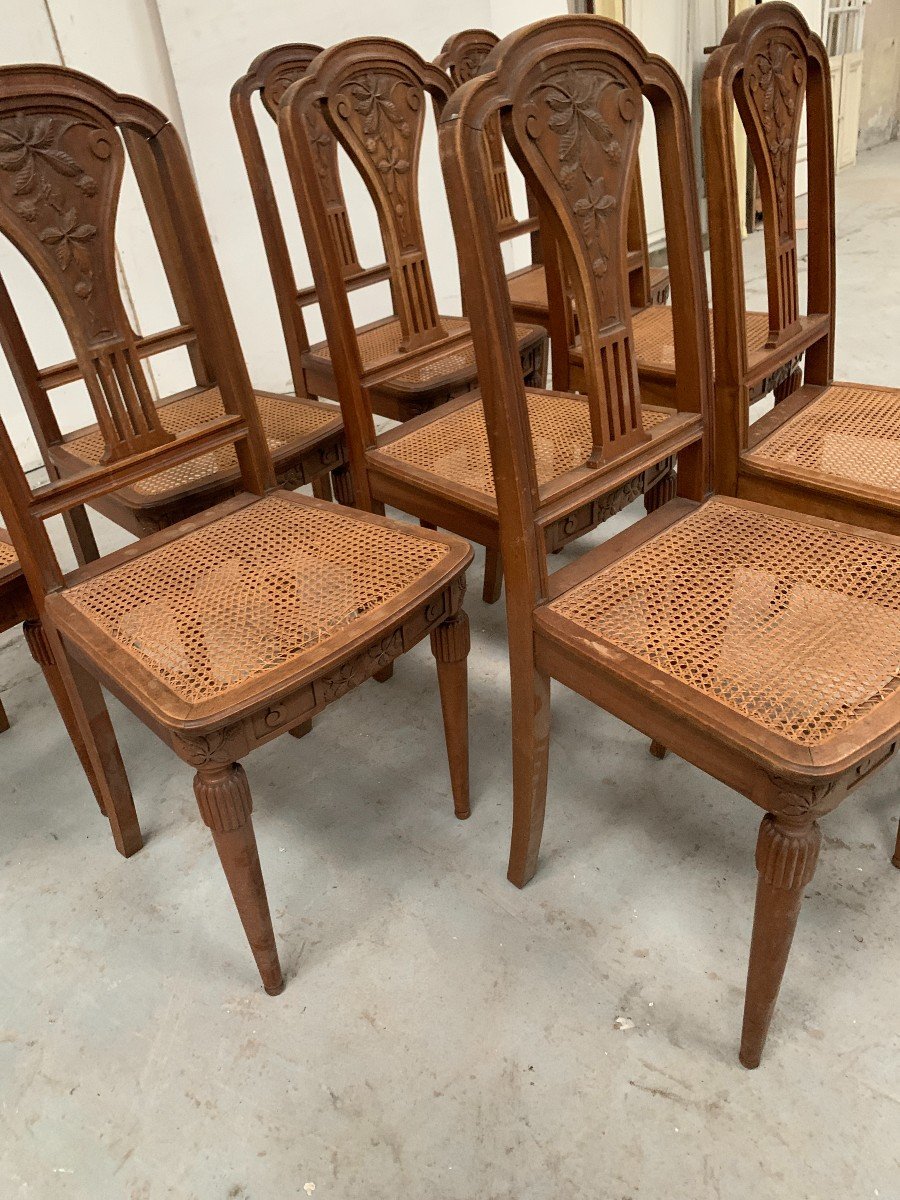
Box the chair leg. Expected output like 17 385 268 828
289 719 313 739
740 813 821 1069
430 610 471 819
891 817 900 869
311 473 333 502
194 762 283 995
0 693 8 733
644 468 677 514
331 464 355 507
773 366 803 405
62 504 100 566
649 740 668 759
24 620 142 857
482 548 503 604
507 655 551 888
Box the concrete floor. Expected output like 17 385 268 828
2 142 899 1200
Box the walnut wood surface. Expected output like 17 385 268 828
438 12 900 1067
0 65 473 993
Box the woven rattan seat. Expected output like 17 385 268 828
542 497 900 750
571 306 770 376
745 383 900 492
60 388 342 499
305 315 542 394
56 493 454 719
0 536 16 571
376 391 676 498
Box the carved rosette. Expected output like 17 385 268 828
430 609 470 664
755 813 821 891
194 762 253 834
171 723 249 767
318 629 404 703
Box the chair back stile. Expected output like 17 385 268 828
438 18 711 607
703 2 836 401
277 40 456 508
437 26 664 313
0 66 274 606
231 44 366 398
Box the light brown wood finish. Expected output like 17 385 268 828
439 14 900 1066
435 26 671 328
0 100 348 567
232 43 546 430
276 37 687 606
0 65 473 992
703 1 900 536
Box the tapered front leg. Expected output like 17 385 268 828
331 464 355 507
644 468 677 514
311 474 333 502
482 549 503 605
648 740 668 759
25 621 142 857
740 813 821 1069
892 817 899 869
507 655 551 888
430 610 471 819
194 762 283 995
773 366 802 405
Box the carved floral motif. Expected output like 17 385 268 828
319 629 404 702
0 114 102 302
342 72 417 248
527 67 635 298
746 37 806 231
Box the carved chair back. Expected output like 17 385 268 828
232 45 397 398
437 25 662 312
438 16 710 609
703 2 836 395
278 39 463 503
0 66 274 605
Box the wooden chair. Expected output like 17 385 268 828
0 114 347 570
231 43 546 430
1 526 120 822
277 37 684 607
0 65 472 993
703 1 900 535
435 25 670 336
439 15 900 1066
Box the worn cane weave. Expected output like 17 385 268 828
65 495 449 706
0 537 17 570
747 383 900 491
313 316 468 371
66 388 339 497
547 499 900 746
311 316 536 385
631 306 770 371
379 392 675 496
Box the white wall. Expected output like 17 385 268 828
153 0 565 397
0 0 190 466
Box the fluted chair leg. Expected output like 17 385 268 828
194 761 283 996
740 813 821 1068
430 610 471 820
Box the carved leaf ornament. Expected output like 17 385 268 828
0 113 103 302
746 38 806 230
